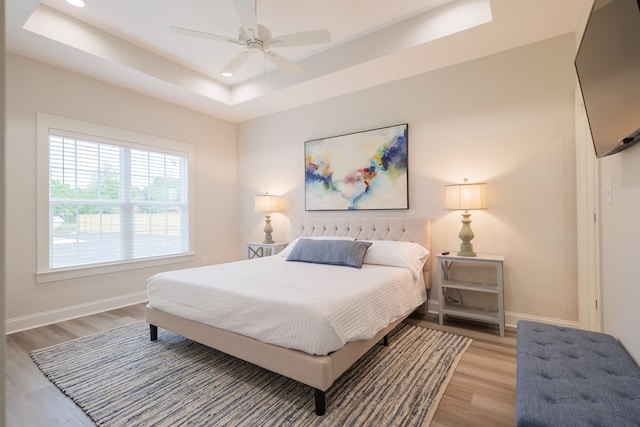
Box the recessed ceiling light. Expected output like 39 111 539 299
66 0 87 7
221 72 233 77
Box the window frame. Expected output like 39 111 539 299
36 113 195 284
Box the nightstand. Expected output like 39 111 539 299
437 253 505 337
246 242 288 259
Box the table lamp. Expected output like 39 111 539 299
444 179 487 257
254 193 282 244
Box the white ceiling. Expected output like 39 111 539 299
6 0 590 122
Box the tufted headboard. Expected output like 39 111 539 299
289 217 432 289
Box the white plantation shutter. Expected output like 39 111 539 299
48 130 190 269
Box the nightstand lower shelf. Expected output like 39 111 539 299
441 305 500 324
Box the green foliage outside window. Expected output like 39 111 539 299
51 165 182 225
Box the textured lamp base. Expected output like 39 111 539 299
457 211 477 257
457 244 476 257
263 215 274 244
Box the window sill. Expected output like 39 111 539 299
36 253 196 284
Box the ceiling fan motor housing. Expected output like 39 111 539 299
240 24 271 54
247 40 264 54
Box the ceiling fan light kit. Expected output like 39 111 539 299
66 0 87 7
170 0 330 77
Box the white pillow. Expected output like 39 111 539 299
361 240 430 279
279 236 355 258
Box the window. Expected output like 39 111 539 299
37 113 194 282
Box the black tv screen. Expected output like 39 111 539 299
575 0 640 158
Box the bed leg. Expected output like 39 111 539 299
383 334 389 346
314 388 326 416
149 324 158 341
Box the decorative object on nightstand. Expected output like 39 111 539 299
246 242 288 259
444 179 487 257
437 253 505 337
255 193 282 244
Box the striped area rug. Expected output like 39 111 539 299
31 321 471 426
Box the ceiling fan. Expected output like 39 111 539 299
170 0 331 77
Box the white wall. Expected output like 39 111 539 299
4 54 238 331
599 146 640 363
573 0 640 363
237 34 579 326
1 0 6 421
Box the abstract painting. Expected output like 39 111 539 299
305 124 408 211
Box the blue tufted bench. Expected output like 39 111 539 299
516 320 640 427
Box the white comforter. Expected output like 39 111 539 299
147 256 426 355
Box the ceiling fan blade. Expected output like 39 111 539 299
169 26 240 45
221 51 251 75
270 29 331 47
233 0 259 39
264 51 304 77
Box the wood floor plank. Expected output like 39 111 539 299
7 385 94 427
5 305 517 426
408 314 517 426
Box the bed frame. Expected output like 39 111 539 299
146 217 432 415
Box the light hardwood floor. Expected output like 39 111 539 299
5 304 516 426
406 315 517 426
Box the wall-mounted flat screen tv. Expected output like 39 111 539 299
575 0 640 158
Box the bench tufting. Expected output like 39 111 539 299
516 320 640 427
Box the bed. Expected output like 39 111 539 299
145 216 432 415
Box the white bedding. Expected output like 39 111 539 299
147 256 427 355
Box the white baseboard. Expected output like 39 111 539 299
425 299 580 330
5 292 148 334
504 311 580 330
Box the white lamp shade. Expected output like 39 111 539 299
445 182 487 210
254 194 282 213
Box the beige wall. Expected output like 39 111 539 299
4 33 588 332
1 0 6 422
599 146 640 363
237 34 579 326
4 54 238 331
